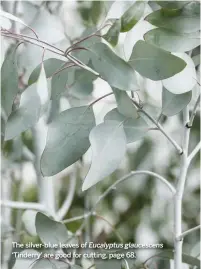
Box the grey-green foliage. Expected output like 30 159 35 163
68 69 97 99
156 1 189 10
113 88 138 119
41 106 95 176
145 2 200 33
35 212 68 245
104 108 148 143
103 19 121 47
144 29 200 52
5 84 41 141
28 58 66 85
1 47 18 117
129 40 186 80
51 67 70 100
120 1 145 32
75 42 138 91
82 121 126 191
162 88 192 117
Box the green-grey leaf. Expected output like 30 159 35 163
51 68 69 100
96 260 121 269
68 69 97 99
22 210 37 236
121 1 145 32
35 212 68 245
5 84 41 141
28 58 66 85
104 108 148 143
145 2 200 34
113 88 138 119
129 40 186 80
162 88 192 117
12 250 39 269
32 259 66 269
41 106 95 176
152 250 200 267
1 48 18 117
103 19 121 47
88 42 138 91
156 1 189 10
144 28 200 52
82 121 126 191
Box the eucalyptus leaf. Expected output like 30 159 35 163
28 58 66 85
104 108 148 143
12 250 39 269
129 40 186 80
145 2 200 34
121 1 145 32
51 67 69 100
22 210 37 236
162 88 192 116
1 47 18 117
156 1 189 10
32 259 66 269
41 106 95 176
103 19 121 47
35 212 68 245
68 69 97 99
144 29 200 52
5 84 41 141
113 88 138 119
82 121 126 191
88 42 138 91
192 54 200 67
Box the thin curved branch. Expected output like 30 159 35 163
188 141 201 164
93 170 176 210
132 100 183 154
177 225 201 240
57 172 77 221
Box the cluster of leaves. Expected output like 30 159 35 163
1 1 200 194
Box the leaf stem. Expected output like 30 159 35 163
132 100 183 154
89 92 114 107
0 200 46 212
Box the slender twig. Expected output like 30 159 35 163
63 212 94 224
22 146 35 162
95 214 123 242
57 171 77 221
132 100 183 154
66 54 99 76
94 170 176 210
0 200 46 212
188 141 201 163
1 32 65 57
89 92 114 106
51 64 76 77
177 225 201 240
187 94 200 128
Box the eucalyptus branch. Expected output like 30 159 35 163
57 171 77 221
1 29 64 53
66 54 99 76
177 225 201 240
63 212 94 224
174 106 190 269
188 141 201 163
89 92 114 106
0 200 46 212
22 146 35 162
187 94 200 128
94 170 176 210
132 100 183 154
95 214 123 243
1 32 65 57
